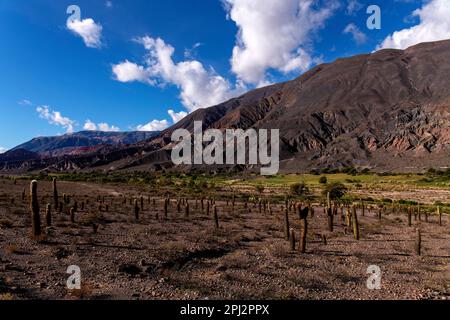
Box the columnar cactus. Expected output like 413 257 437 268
352 205 360 240
22 188 25 201
53 177 58 211
407 207 412 227
70 207 75 223
346 205 352 227
284 207 290 240
299 216 307 253
164 199 168 218
206 201 210 216
415 228 421 256
45 203 52 227
185 203 189 218
289 228 296 251
30 180 41 237
327 205 333 232
134 199 140 220
213 205 219 229
438 206 442 226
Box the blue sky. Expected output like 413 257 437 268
1 0 448 151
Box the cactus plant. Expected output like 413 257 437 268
289 228 296 251
213 205 219 229
352 205 360 240
30 180 41 237
164 199 168 218
415 228 421 256
134 199 140 220
284 207 290 240
299 216 307 253
327 206 333 232
438 206 442 226
70 207 75 223
45 203 52 227
407 207 412 227
185 203 189 218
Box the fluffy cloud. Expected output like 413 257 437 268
83 120 120 132
106 1 113 8
223 0 336 84
378 0 450 50
0 147 6 154
83 119 97 131
67 18 103 48
98 123 120 132
36 106 75 133
112 36 245 112
137 109 188 132
343 23 367 44
112 60 152 83
168 109 188 123
137 119 169 132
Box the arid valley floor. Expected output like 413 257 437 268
0 174 449 300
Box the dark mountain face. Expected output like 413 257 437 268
2 40 450 173
9 131 160 157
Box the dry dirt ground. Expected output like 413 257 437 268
0 178 448 300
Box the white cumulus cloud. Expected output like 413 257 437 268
83 119 97 131
83 120 120 132
168 109 188 123
343 23 367 44
136 119 170 132
112 60 152 83
378 0 450 50
36 106 76 134
67 18 103 48
112 36 245 112
223 0 336 85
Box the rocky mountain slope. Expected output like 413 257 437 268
2 40 450 173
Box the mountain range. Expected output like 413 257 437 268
2 40 450 173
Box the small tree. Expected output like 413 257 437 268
319 176 328 184
322 182 347 200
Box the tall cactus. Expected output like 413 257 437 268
407 207 412 227
352 205 360 240
438 206 442 226
327 205 333 232
289 228 296 251
284 207 290 240
45 203 52 227
164 198 168 218
415 228 421 256
53 177 58 211
213 205 219 229
299 207 308 253
134 199 140 220
185 203 189 218
30 180 41 237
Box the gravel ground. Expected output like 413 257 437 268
0 178 448 300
